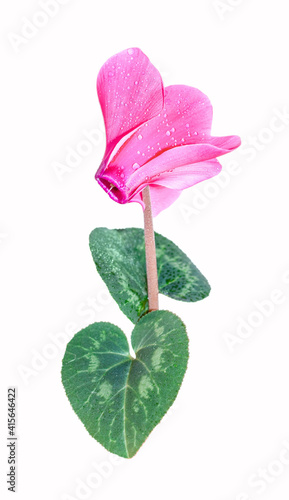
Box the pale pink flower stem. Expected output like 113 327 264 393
143 186 159 312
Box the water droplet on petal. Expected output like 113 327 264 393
166 131 171 136
194 131 198 135
120 173 125 178
171 127 175 133
134 81 138 85
108 71 114 77
138 134 143 140
186 123 190 128
127 48 134 55
132 163 140 170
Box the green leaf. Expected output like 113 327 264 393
61 310 189 458
89 227 210 323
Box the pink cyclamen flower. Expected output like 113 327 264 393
96 48 241 216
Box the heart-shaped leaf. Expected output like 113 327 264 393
61 310 189 458
89 227 210 323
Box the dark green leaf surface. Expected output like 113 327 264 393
89 227 210 323
61 310 189 458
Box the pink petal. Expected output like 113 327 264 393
97 48 164 156
108 84 214 171
125 138 239 193
96 73 241 214
129 159 221 216
151 158 222 190
144 185 182 217
129 185 181 217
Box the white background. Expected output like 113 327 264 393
1 1 289 499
